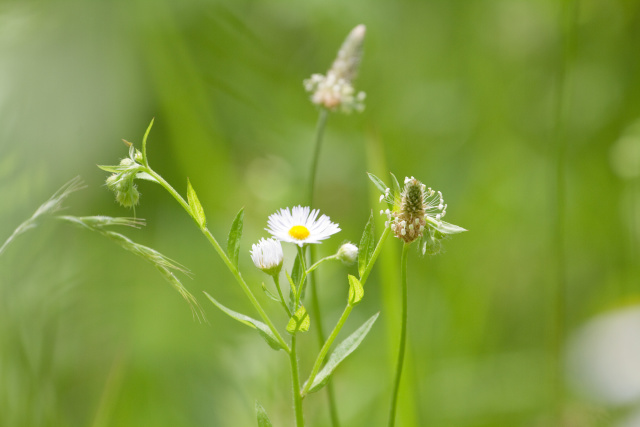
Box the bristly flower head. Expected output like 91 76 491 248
370 173 466 254
250 238 284 276
266 206 340 247
304 24 366 114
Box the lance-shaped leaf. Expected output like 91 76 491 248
255 401 273 427
358 212 374 278
348 275 364 306
390 172 402 197
286 305 310 334
367 172 388 195
204 292 284 351
227 208 244 269
187 179 206 229
434 220 467 235
305 312 379 394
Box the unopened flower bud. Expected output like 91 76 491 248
337 242 358 265
250 238 284 276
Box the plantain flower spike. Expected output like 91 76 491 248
304 24 367 113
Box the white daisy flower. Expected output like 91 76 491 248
266 206 340 247
250 238 284 275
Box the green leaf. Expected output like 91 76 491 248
367 172 388 195
141 118 154 164
291 252 303 287
358 212 374 278
227 208 244 268
390 172 402 197
348 275 364 306
255 401 273 427
187 179 206 229
306 312 379 393
135 172 158 182
97 164 127 174
261 282 280 302
434 220 467 235
204 292 284 351
286 305 310 334
292 251 308 301
285 271 297 313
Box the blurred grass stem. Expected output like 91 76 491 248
388 243 410 427
307 108 341 427
551 0 578 419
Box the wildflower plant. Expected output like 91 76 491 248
96 120 389 427
303 25 369 425
368 172 466 427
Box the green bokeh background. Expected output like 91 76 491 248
1 0 639 426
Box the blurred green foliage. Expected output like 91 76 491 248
1 0 640 426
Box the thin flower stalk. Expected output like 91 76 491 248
388 242 410 427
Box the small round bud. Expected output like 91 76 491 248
134 150 144 163
119 158 136 167
115 183 140 208
337 242 358 265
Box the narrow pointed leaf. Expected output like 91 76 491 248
434 220 467 235
358 212 374 278
187 179 206 229
204 292 283 351
255 401 273 427
227 208 244 268
390 172 402 197
367 172 388 195
306 312 379 393
141 118 154 164
348 275 364 306
286 305 310 334
135 172 158 182
291 252 303 287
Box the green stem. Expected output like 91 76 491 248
360 227 391 285
146 167 290 353
290 334 305 427
308 109 329 204
273 275 292 318
302 303 353 396
307 108 339 427
306 255 339 275
388 243 410 427
302 226 391 396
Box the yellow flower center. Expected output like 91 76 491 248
289 225 310 240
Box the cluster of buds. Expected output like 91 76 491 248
304 25 367 113
103 144 144 208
